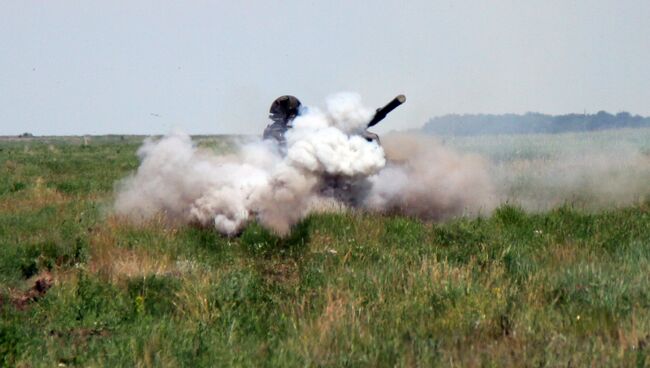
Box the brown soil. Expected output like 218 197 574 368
10 271 54 310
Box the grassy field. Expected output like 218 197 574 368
1 132 649 367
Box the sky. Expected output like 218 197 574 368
1 0 649 136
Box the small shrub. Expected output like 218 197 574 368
10 182 26 193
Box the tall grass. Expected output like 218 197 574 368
0 133 648 367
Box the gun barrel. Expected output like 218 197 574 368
367 94 406 128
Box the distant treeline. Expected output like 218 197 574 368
422 111 650 136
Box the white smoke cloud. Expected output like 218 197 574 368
324 92 374 133
114 92 496 235
114 131 276 235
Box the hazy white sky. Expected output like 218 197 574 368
1 0 649 135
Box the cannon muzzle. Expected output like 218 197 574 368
367 94 406 128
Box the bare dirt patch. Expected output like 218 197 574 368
8 271 54 310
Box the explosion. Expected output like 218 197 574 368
114 93 495 235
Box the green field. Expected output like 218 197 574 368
1 131 649 367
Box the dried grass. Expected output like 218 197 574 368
0 177 69 213
88 216 178 283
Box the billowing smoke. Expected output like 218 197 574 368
364 133 496 219
114 93 494 235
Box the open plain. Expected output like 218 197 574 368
1 129 649 367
